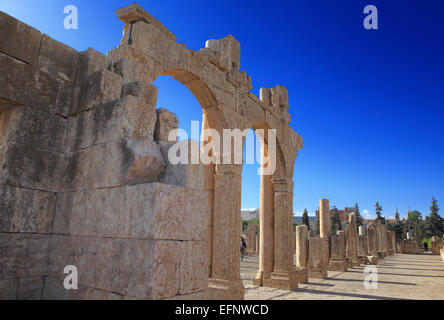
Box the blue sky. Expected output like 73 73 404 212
2 0 443 219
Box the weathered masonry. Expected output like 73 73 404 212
0 3 303 300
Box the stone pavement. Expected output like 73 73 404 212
242 253 444 300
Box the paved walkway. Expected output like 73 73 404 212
242 253 444 300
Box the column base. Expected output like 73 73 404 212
262 271 298 291
295 267 308 284
328 259 348 272
378 252 386 259
308 263 328 279
351 259 361 267
207 278 244 300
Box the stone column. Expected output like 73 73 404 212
328 231 348 271
263 178 297 290
308 237 328 278
367 223 379 265
295 225 309 284
319 199 331 266
255 235 259 256
296 225 309 267
346 213 360 267
358 224 369 264
359 225 367 237
253 144 274 286
208 164 244 300
247 228 256 254
201 111 215 277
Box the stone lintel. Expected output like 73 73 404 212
115 3 176 42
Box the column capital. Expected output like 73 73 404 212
271 178 293 193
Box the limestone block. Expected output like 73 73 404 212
227 69 252 93
48 235 208 300
159 140 211 190
0 233 50 278
271 85 289 110
66 96 157 153
122 81 158 106
0 184 56 233
48 235 156 299
0 278 17 300
0 12 41 65
76 48 108 85
154 108 179 143
78 70 123 112
244 95 265 125
43 277 124 300
78 138 164 189
115 3 176 41
37 35 79 82
127 21 182 68
0 53 59 113
1 106 67 153
17 277 44 300
53 183 210 241
63 138 164 190
201 63 229 93
0 141 66 192
198 48 231 72
295 267 308 284
56 81 74 117
328 233 348 272
205 35 241 69
110 52 161 85
175 241 208 296
308 236 328 279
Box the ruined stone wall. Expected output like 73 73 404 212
0 10 209 300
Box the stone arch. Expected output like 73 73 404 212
109 2 303 298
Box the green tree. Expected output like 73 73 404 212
375 202 385 224
354 203 364 226
330 207 342 235
302 209 310 230
429 197 443 237
402 222 409 240
315 209 320 236
408 210 426 246
388 221 403 240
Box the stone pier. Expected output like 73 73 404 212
319 199 331 267
358 225 369 265
295 225 309 284
308 237 328 279
367 223 379 265
345 213 360 267
328 231 348 272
